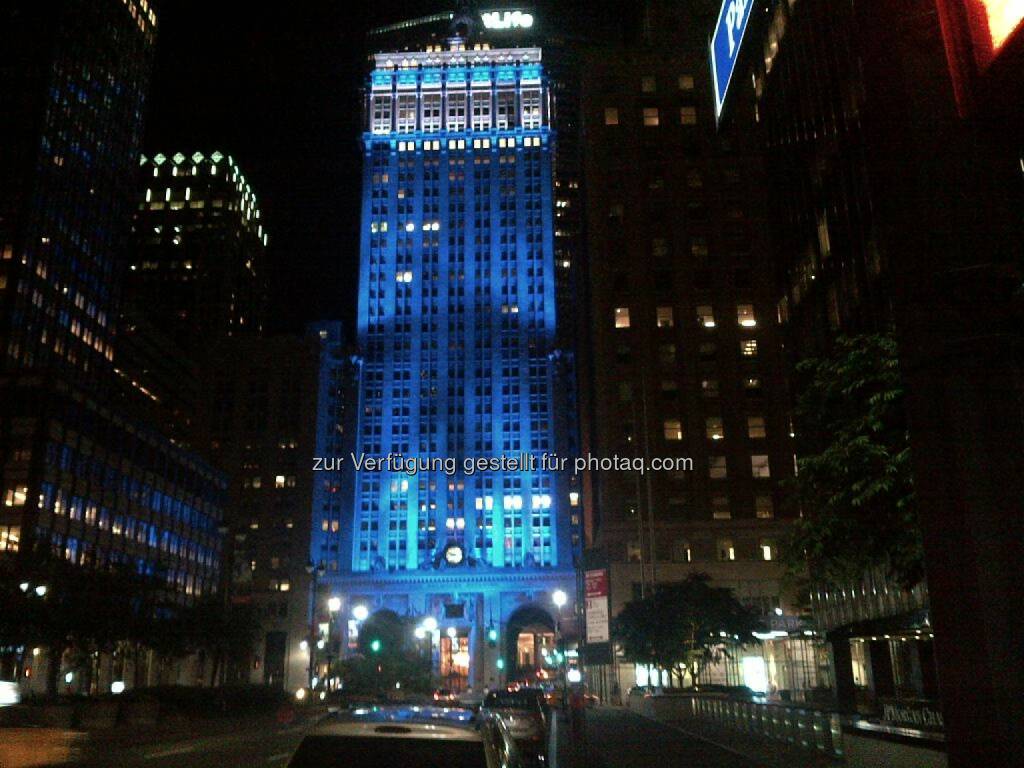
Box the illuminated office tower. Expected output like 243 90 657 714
340 22 575 690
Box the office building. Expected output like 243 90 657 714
576 0 808 698
335 17 576 691
130 151 267 353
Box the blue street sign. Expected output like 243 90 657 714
711 0 756 121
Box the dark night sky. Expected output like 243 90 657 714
145 1 619 335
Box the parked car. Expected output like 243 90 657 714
479 689 548 765
286 705 522 768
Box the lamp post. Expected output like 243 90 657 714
327 596 341 689
552 589 568 706
305 561 326 692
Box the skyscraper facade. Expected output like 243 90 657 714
339 29 575 690
130 151 267 354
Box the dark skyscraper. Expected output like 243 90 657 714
129 151 267 353
0 0 156 387
0 0 230 695
576 0 804 696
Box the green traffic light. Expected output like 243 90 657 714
370 639 381 653
496 658 505 670
487 628 498 643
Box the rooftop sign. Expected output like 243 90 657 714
481 10 534 30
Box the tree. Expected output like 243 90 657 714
336 610 433 695
783 332 923 588
613 574 764 686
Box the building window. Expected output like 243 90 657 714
614 307 631 329
372 95 392 133
447 92 467 131
751 455 771 478
522 89 542 128
604 107 620 126
496 90 516 128
642 107 660 127
641 75 657 92
658 343 677 365
471 91 492 130
3 487 28 507
678 74 695 90
741 339 759 357
397 94 417 132
760 539 776 561
275 475 286 488
661 381 679 400
718 538 736 561
663 419 683 442
627 541 642 562
672 539 692 562
744 376 762 393
737 304 757 327
748 416 766 439
679 106 698 125
422 92 442 131
656 306 674 328
712 495 731 519
706 416 724 441
697 305 716 328
702 378 719 398
709 456 727 479
755 495 774 519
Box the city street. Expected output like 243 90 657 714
1 721 308 768
561 707 759 768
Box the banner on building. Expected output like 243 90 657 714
584 568 610 644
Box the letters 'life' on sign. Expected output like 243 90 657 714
481 11 535 30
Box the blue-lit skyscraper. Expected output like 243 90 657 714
338 24 575 689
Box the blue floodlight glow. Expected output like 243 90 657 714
711 0 756 121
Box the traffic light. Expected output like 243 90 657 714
487 627 498 647
496 658 505 670
370 639 382 653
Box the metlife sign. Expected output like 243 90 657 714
711 0 756 121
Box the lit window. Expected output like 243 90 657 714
718 538 736 561
751 455 771 478
656 306 674 328
741 339 759 357
680 106 698 125
663 419 683 441
614 307 631 329
604 107 619 126
748 416 766 439
275 475 286 488
643 107 660 127
760 540 776 561
737 304 757 327
627 541 642 562
697 305 716 327
712 496 731 520
252 477 262 489
3 487 28 507
709 456 727 479
755 495 774 519
745 376 762 392
641 76 657 93
658 343 677 365
706 417 724 441
702 378 719 398
678 74 695 90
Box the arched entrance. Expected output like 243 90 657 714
504 605 556 684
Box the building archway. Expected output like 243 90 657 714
504 604 556 683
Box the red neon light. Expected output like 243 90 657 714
936 0 1024 114
965 0 1024 66
978 0 1024 50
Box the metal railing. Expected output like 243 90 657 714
687 696 844 758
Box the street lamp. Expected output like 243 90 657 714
352 604 369 622
552 589 569 706
328 596 342 614
305 561 326 691
422 616 438 632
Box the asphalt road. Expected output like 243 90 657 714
0 721 310 768
566 707 760 768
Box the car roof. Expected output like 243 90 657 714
313 706 482 741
